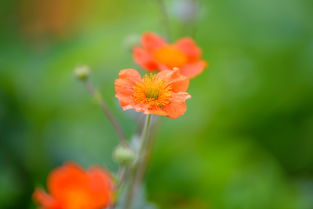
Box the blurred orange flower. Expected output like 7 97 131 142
33 162 115 209
115 68 191 118
133 32 207 78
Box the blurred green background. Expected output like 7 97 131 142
1 0 313 208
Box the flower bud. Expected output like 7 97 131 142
113 145 136 165
74 65 90 81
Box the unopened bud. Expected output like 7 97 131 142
74 65 90 81
113 145 136 165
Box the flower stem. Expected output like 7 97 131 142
117 166 128 189
180 0 199 37
83 81 128 146
156 0 171 41
125 114 152 209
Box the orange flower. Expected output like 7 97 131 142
133 32 207 78
33 162 115 209
115 68 191 118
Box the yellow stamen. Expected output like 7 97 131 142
133 74 172 108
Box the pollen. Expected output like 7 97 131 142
133 74 172 108
153 45 187 68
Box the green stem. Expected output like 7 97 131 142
124 114 152 209
117 166 127 189
156 0 171 41
83 81 128 146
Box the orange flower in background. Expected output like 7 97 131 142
115 68 191 118
33 162 115 209
133 32 207 78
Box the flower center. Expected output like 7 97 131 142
133 74 172 108
64 189 90 209
153 45 187 68
145 85 161 99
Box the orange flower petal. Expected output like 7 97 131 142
115 69 142 110
115 69 141 97
88 167 115 208
170 92 191 102
133 47 159 71
157 68 189 92
175 37 201 62
164 102 187 119
48 163 89 203
164 92 190 118
180 60 208 78
147 108 168 115
118 68 142 81
132 104 168 116
33 189 60 209
142 32 166 52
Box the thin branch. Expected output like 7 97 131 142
83 81 128 146
117 166 128 189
